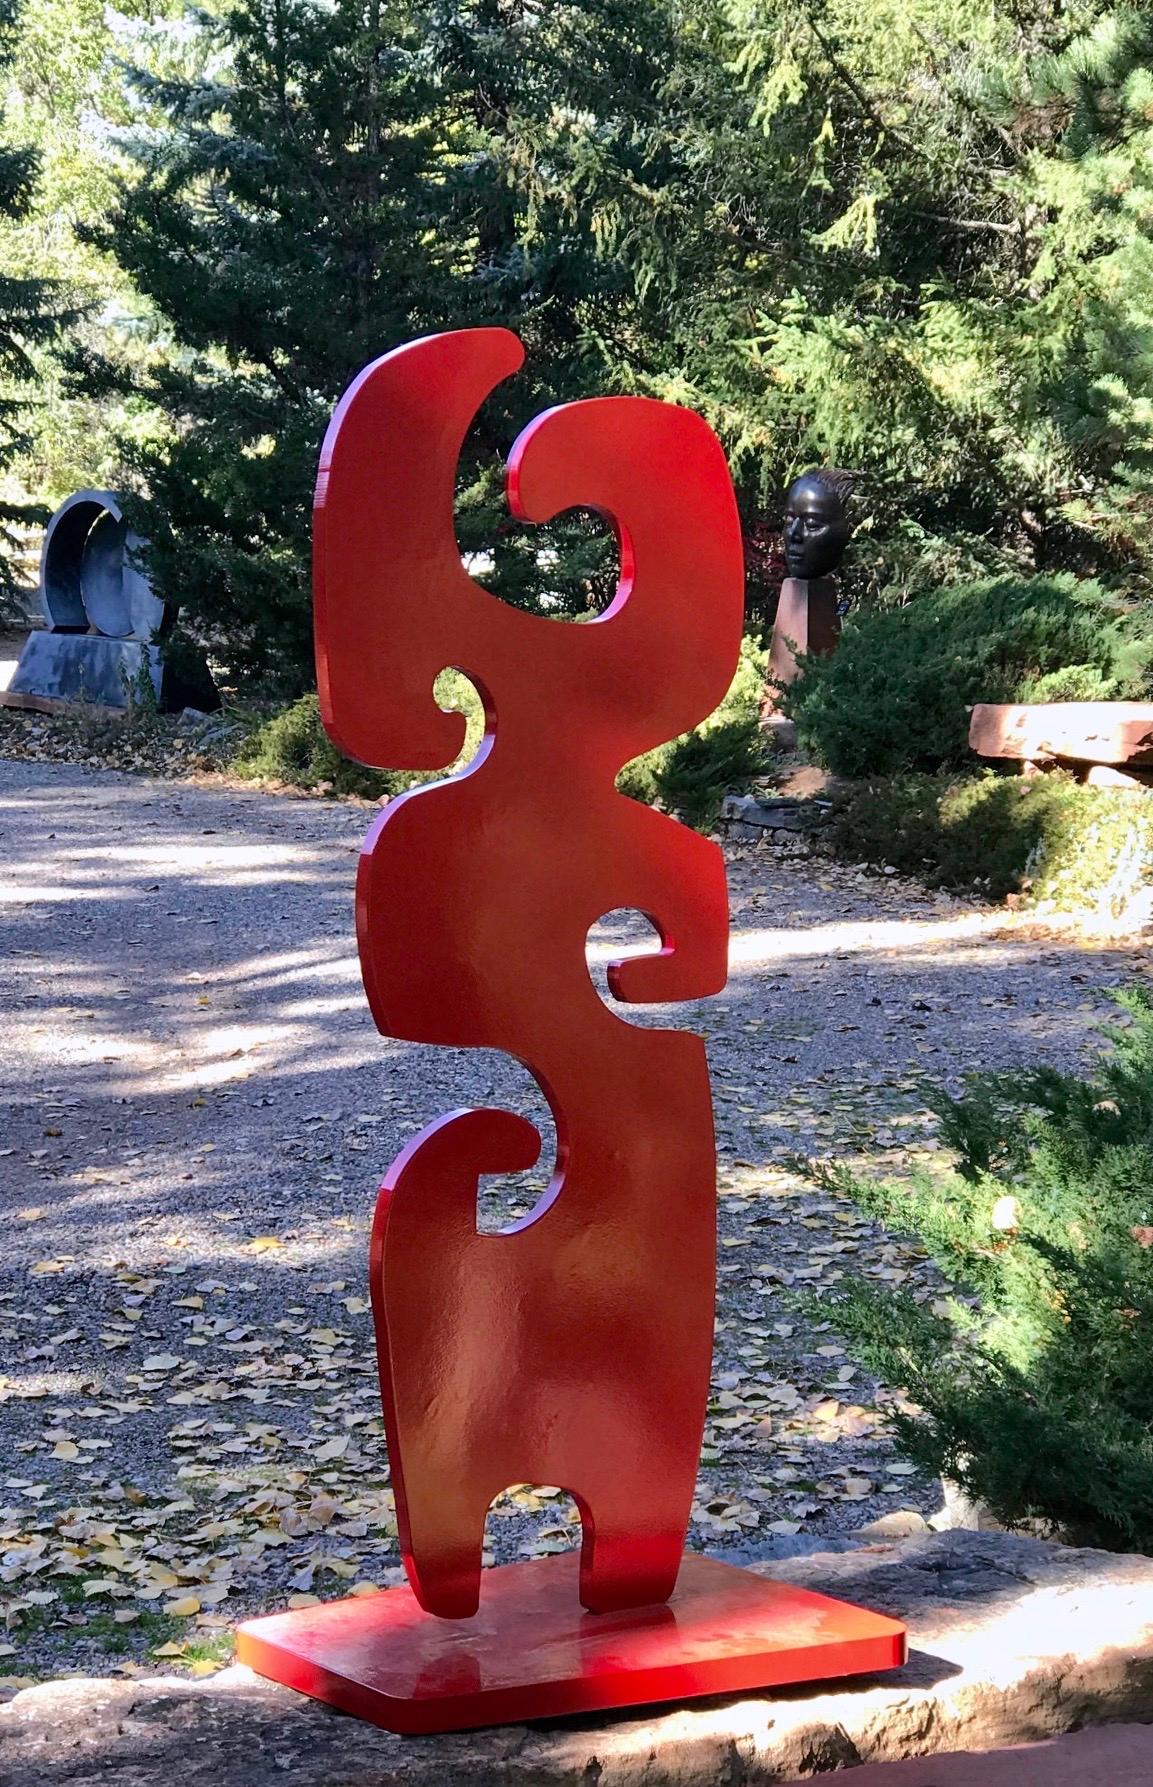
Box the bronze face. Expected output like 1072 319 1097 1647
783 471 851 581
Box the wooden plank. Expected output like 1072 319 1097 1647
0 689 127 721
969 702 1153 766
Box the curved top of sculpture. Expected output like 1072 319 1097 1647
314 327 745 776
783 467 854 581
40 489 167 642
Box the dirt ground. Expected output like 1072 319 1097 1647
1 756 1145 1681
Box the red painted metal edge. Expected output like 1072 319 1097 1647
237 1552 907 1736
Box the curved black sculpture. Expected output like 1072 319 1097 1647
40 490 167 640
3 490 217 715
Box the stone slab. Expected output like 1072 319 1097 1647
720 794 830 832
969 701 1153 766
3 631 161 712
1 629 221 715
785 1724 1153 1786
5 1533 1153 1783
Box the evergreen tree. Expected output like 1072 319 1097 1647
2 0 195 503
75 0 695 690
0 0 69 612
58 1 1153 682
643 1 1153 611
809 989 1153 1551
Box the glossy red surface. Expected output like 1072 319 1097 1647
236 1551 908 1735
314 329 744 1620
240 332 908 1734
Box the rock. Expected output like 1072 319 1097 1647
806 1724 1153 1786
856 1509 931 1540
928 1479 1007 1533
969 700 1153 768
1083 763 1153 789
775 764 838 800
5 1533 1153 1784
720 783 837 849
762 713 797 753
764 803 807 832
177 707 210 729
721 793 768 824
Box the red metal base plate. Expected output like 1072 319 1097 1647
236 1551 907 1734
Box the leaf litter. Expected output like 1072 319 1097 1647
0 758 1139 1684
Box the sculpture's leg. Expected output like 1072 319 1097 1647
371 1109 541 1619
398 1498 490 1621
577 1492 690 1613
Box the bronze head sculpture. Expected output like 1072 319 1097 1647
783 468 853 581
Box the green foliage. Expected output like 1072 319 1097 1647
617 634 770 827
0 0 190 505
0 0 70 611
662 1 1153 608
66 0 691 691
15 1 1153 674
828 769 1153 919
784 575 1149 778
232 695 391 799
650 714 768 830
810 989 1153 1551
233 671 485 799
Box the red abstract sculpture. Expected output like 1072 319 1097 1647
322 327 738 1621
237 330 906 1732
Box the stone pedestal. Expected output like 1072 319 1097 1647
3 633 162 716
1 632 218 718
6 1532 1153 1784
767 576 840 706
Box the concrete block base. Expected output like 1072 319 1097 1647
3 632 161 715
1 631 219 716
4 1533 1153 1783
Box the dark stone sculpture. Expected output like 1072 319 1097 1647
2 490 217 715
783 468 853 581
766 470 855 722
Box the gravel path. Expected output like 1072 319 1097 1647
0 757 1144 1681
